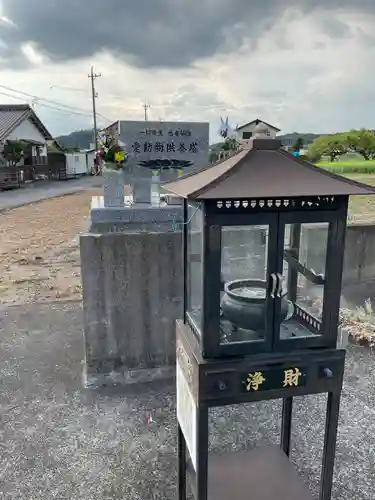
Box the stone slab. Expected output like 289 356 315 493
90 195 183 225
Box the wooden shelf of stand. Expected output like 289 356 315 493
205 445 313 500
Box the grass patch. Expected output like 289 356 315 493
317 158 375 174
316 162 375 220
342 173 375 223
341 299 375 348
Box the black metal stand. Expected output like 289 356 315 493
320 391 342 500
280 397 293 457
176 321 344 500
177 424 187 500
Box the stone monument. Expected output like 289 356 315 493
91 120 209 230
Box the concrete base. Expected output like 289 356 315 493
80 228 183 388
90 195 183 233
83 365 175 389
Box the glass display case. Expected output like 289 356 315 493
164 126 375 500
274 215 331 352
220 221 274 352
183 198 346 356
215 211 335 356
185 202 203 334
170 130 375 359
183 194 344 357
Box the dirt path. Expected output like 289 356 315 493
0 188 100 305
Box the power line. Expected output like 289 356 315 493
50 84 87 93
0 83 92 114
0 90 97 118
0 84 112 124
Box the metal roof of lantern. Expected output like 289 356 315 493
163 123 375 199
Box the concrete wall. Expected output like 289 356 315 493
80 230 183 386
304 223 375 307
81 222 375 386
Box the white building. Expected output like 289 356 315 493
235 119 281 141
0 104 53 165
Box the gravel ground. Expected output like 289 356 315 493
0 188 101 305
0 301 374 499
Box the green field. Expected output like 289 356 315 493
341 173 375 222
317 158 375 174
312 157 375 221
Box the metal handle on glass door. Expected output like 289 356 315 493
276 273 285 298
270 273 277 298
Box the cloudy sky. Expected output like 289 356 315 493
0 0 375 142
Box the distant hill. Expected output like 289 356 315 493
56 129 93 150
279 132 323 146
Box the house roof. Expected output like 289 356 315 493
48 138 65 150
0 104 53 142
236 118 281 132
163 135 375 200
46 139 66 153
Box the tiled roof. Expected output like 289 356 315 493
0 105 29 141
236 119 281 132
0 104 53 142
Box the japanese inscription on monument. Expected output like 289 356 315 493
117 120 209 173
131 139 199 155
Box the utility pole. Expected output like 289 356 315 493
88 66 101 152
143 101 150 121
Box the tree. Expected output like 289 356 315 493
307 134 348 162
2 140 26 167
221 137 237 151
293 137 304 152
344 129 375 160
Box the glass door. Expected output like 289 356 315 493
273 212 332 351
219 213 278 355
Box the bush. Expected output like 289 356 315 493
307 152 322 163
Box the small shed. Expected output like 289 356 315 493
65 152 89 178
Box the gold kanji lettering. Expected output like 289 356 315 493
283 368 302 387
246 371 266 391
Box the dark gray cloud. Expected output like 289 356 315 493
0 0 374 70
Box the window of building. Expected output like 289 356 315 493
242 131 252 139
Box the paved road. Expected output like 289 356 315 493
0 176 102 211
0 300 374 498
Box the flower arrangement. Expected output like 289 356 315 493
218 116 239 153
97 132 128 170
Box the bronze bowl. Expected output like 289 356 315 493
221 279 292 332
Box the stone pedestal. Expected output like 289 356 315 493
102 167 124 207
80 219 183 388
131 168 152 204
